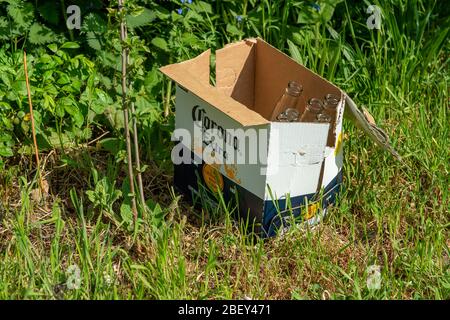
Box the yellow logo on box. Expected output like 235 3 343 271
202 164 224 193
303 202 319 220
334 132 343 156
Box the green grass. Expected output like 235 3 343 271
0 0 449 299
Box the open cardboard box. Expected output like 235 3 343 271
160 37 398 237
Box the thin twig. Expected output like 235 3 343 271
86 130 110 146
119 0 138 221
164 80 172 117
23 49 43 192
125 52 146 213
131 102 146 210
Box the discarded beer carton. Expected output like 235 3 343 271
160 38 396 237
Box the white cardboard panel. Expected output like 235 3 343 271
265 122 329 199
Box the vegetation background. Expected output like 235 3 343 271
0 0 448 299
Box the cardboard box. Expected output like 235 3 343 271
160 38 345 237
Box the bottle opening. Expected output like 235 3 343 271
287 80 303 96
306 98 324 113
324 94 340 108
316 113 332 123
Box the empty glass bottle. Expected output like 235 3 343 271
316 113 332 123
299 98 323 122
323 94 340 119
270 81 303 121
277 108 300 122
323 93 340 145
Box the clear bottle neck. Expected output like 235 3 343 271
324 94 340 109
306 98 323 114
286 81 303 97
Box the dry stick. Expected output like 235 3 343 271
164 80 172 117
23 50 43 192
126 51 146 212
130 100 146 210
119 0 138 221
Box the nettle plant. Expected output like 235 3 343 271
84 0 158 126
0 0 162 166
0 0 61 48
0 43 118 165
0 0 109 47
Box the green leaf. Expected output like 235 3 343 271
89 88 111 114
99 75 112 89
99 138 124 154
29 23 58 45
0 17 10 40
82 13 107 33
144 68 159 92
0 145 13 157
61 42 80 49
73 127 92 140
0 102 11 112
320 1 343 23
97 51 121 71
297 7 320 24
195 1 213 14
154 5 170 20
7 2 34 29
0 133 13 144
126 8 156 28
2 116 13 131
90 102 107 115
120 202 133 225
0 73 11 88
226 24 244 37
45 130 68 148
62 101 84 127
11 79 27 96
57 73 71 85
38 2 60 25
47 43 58 53
287 39 303 64
151 37 169 51
42 93 56 111
86 31 102 51
85 190 96 204
39 53 53 64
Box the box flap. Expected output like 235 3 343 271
216 38 256 109
344 94 402 161
159 49 269 127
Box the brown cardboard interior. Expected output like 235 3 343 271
216 39 341 119
160 38 342 136
216 39 342 146
254 39 341 119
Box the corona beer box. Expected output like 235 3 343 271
160 38 345 237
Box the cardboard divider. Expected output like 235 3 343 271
160 46 268 127
216 39 256 110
